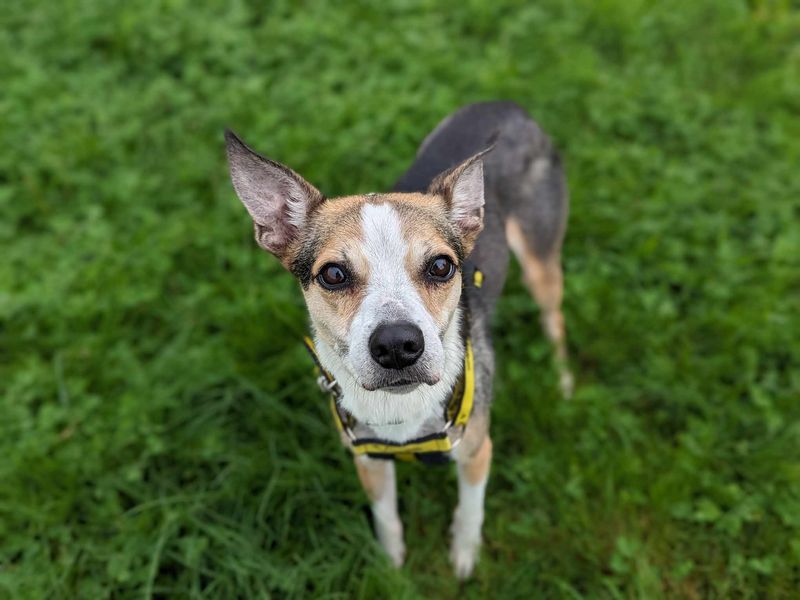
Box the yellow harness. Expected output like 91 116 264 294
303 268 482 464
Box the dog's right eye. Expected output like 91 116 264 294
425 255 456 282
317 263 350 290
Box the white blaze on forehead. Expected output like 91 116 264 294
359 203 420 316
346 201 447 388
362 203 406 264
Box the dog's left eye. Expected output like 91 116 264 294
317 263 350 290
426 256 456 282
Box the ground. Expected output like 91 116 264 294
1 1 799 598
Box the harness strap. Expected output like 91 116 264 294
303 337 474 460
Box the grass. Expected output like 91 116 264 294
1 0 799 597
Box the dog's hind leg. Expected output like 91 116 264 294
354 455 405 567
504 156 573 397
506 216 573 397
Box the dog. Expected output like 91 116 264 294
225 101 571 578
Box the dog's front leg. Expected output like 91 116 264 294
354 455 405 567
451 434 493 579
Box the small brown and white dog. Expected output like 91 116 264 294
225 101 571 578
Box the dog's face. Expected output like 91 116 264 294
225 131 486 393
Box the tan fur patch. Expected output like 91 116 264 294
506 218 565 343
354 457 387 502
305 287 366 348
464 435 493 485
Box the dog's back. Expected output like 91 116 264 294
395 101 572 395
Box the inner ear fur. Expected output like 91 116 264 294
427 145 494 252
225 129 324 264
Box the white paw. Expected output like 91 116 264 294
375 519 405 567
382 537 405 568
450 535 480 579
560 368 574 399
450 510 481 579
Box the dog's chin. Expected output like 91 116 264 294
360 373 441 393
378 382 423 395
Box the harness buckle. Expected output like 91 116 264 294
317 374 338 394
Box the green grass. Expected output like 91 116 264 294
2 0 799 597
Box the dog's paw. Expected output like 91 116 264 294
450 509 481 579
560 368 574 399
375 519 405 568
382 536 406 568
449 535 480 579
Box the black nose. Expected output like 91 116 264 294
369 321 425 370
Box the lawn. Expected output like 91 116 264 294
2 0 799 597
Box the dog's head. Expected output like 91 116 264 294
225 131 487 393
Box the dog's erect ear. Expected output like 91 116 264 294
225 130 324 260
428 145 494 252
